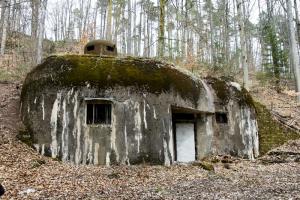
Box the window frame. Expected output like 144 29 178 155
85 99 113 126
215 112 228 124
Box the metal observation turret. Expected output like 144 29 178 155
84 40 117 56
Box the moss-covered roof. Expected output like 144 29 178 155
206 76 255 107
85 40 115 47
22 55 203 103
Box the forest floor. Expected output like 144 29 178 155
0 82 300 199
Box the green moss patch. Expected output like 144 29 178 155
192 161 215 171
235 87 255 108
206 76 254 107
22 55 202 104
206 76 230 104
255 102 300 155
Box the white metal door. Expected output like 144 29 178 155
175 123 195 162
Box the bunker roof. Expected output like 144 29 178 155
84 40 117 56
85 40 116 47
22 55 204 103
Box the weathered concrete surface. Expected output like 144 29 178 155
84 40 117 56
21 55 259 165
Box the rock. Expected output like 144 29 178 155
192 161 214 171
223 163 231 169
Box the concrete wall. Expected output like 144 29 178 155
22 84 210 165
21 72 259 165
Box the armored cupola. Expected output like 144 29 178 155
84 40 117 56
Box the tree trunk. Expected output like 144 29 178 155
113 3 120 43
31 0 40 38
127 0 132 55
121 3 126 54
78 0 83 39
236 0 249 89
266 0 281 92
146 14 151 57
36 0 47 64
232 0 239 70
294 0 300 48
223 0 230 64
82 0 91 39
0 1 5 36
207 0 214 65
167 4 172 59
158 0 165 58
0 0 10 56
143 13 147 57
106 0 112 41
133 0 137 55
138 2 143 56
287 0 300 101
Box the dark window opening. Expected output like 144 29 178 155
106 46 114 52
87 45 95 51
216 113 228 124
86 104 94 124
86 103 111 125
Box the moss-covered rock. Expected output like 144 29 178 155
22 55 202 104
254 102 300 155
192 161 215 171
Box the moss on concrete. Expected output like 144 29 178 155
206 76 230 104
254 102 300 155
22 55 202 104
206 76 254 107
235 87 255 108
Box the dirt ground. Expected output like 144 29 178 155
0 82 300 200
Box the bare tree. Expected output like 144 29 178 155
236 0 249 89
106 0 112 41
127 0 132 55
31 0 40 38
287 0 300 101
36 0 47 64
0 0 10 55
294 0 300 48
158 0 165 58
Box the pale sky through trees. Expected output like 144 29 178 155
44 0 267 60
0 0 299 93
45 0 264 39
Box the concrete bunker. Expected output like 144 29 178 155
20 43 259 166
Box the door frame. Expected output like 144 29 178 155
172 112 198 162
